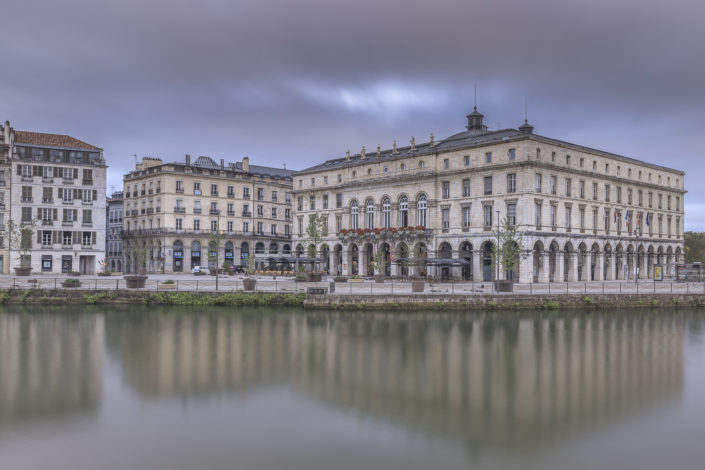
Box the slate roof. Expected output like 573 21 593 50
296 122 684 175
189 156 293 179
14 130 101 150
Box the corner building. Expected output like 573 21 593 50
292 109 685 282
122 155 293 273
1 120 106 274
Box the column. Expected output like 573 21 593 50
473 250 482 282
342 247 350 276
594 252 603 281
557 251 565 282
539 250 550 283
607 253 615 280
329 250 335 276
568 252 578 282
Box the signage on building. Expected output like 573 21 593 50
677 265 686 281
654 265 663 281
173 251 183 259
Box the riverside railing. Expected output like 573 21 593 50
0 277 705 295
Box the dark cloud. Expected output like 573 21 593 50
1 0 704 225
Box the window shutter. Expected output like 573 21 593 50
16 165 22 175
93 190 97 201
58 188 62 199
53 231 58 244
73 231 79 244
53 209 58 221
92 232 96 245
36 208 41 219
73 209 78 220
33 166 39 177
55 167 61 178
73 189 79 199
37 231 41 243
73 168 78 179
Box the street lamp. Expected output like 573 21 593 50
634 228 639 284
213 210 221 291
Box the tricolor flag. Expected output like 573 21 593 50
646 213 651 226
613 209 617 222
625 211 630 228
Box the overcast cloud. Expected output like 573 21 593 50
1 0 704 227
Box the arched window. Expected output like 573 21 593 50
417 194 427 227
350 200 359 229
382 197 391 228
365 198 375 229
399 196 409 227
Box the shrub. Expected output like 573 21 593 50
64 278 81 284
0 292 9 304
543 300 560 310
487 300 497 309
68 271 80 276
651 299 660 307
84 292 117 304
583 295 593 304
294 275 307 282
162 280 175 285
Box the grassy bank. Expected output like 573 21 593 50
0 289 307 307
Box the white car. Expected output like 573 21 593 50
191 266 208 275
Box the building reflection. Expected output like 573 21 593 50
107 309 685 452
0 312 103 432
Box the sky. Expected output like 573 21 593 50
2 0 704 228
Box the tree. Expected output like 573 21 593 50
685 231 705 263
125 240 148 274
7 218 39 268
374 246 387 276
306 213 328 271
492 217 523 281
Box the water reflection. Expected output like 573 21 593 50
105 308 686 452
0 311 103 433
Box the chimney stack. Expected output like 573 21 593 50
185 154 191 166
220 158 224 169
242 156 250 172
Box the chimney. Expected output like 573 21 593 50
185 154 191 166
242 156 250 172
220 158 224 169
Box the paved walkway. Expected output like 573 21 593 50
0 273 702 295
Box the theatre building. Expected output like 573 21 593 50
291 109 685 282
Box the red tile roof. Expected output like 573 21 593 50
14 130 101 150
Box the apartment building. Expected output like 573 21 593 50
122 155 293 273
1 120 106 274
106 191 124 272
292 109 685 282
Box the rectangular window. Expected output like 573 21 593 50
628 188 633 205
593 209 598 231
272 208 277 218
227 185 234 197
227 221 233 233
442 208 449 230
443 158 449 169
593 182 598 200
211 220 218 232
566 206 572 231
21 207 32 222
579 181 585 199
193 182 201 195
193 219 200 232
211 184 218 196
271 224 277 235
579 207 585 230
272 191 277 202
565 178 572 197
285 225 290 236
175 218 182 231
463 207 471 228
507 173 516 193
176 180 183 192
551 205 557 228
605 184 611 202
535 173 542 192
82 232 92 247
322 194 328 209
463 178 470 197
464 155 470 166
617 187 622 204
62 231 72 245
336 193 342 208
83 209 92 224
507 203 516 225
243 187 250 199
285 208 290 220
508 148 516 160
535 203 542 228
484 176 492 195
285 192 291 203
257 205 263 217
243 221 249 233
309 195 315 210
550 175 557 195
442 181 450 199
483 205 493 227
336 215 342 232
257 188 264 200
257 222 263 235
485 152 492 163
42 232 52 246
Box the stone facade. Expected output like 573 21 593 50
1 120 106 274
122 155 293 273
106 191 124 272
292 109 686 282
0 124 10 272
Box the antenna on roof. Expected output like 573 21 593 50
525 96 528 121
132 154 138 166
474 81 477 109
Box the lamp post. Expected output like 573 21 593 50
495 209 500 290
634 228 638 284
214 210 221 291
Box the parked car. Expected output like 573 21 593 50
191 266 208 275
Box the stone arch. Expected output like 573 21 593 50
603 243 613 280
438 241 453 280
224 241 234 267
269 242 279 254
481 241 495 281
190 240 201 269
615 244 624 280
240 241 250 266
396 242 409 277
675 246 682 263
505 240 520 282
460 241 473 280
282 244 291 255
578 242 588 281
563 241 575 282
413 241 428 277
365 198 375 229
363 242 374 275
349 243 359 275
548 240 559 282
173 240 184 272
378 242 391 276
334 244 343 276
320 243 330 274
590 243 600 281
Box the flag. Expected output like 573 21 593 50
625 211 629 228
613 209 617 222
646 213 650 226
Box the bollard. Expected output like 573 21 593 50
196 280 199 292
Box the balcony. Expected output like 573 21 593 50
42 178 54 184
227 211 235 216
176 188 184 194
82 200 93 206
62 199 74 204
156 188 161 193
21 197 32 203
148 189 153 195
62 221 74 227
242 211 252 217
193 208 201 214
82 179 93 186
21 176 33 182
211 192 219 197
82 222 93 227
243 194 250 199
42 198 53 203
227 193 235 198
131 210 138 216
146 208 154 214
174 207 185 213
62 178 74 185
42 220 53 226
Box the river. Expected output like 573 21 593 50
1 306 704 470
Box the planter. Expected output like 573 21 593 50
307 272 323 282
61 281 81 288
374 274 386 284
14 267 32 276
124 275 148 289
97 272 112 277
243 278 257 291
334 276 348 283
349 278 365 283
158 282 177 290
411 280 425 293
494 280 514 293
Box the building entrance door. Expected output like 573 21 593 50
61 256 73 273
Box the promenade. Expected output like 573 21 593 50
0 274 703 296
